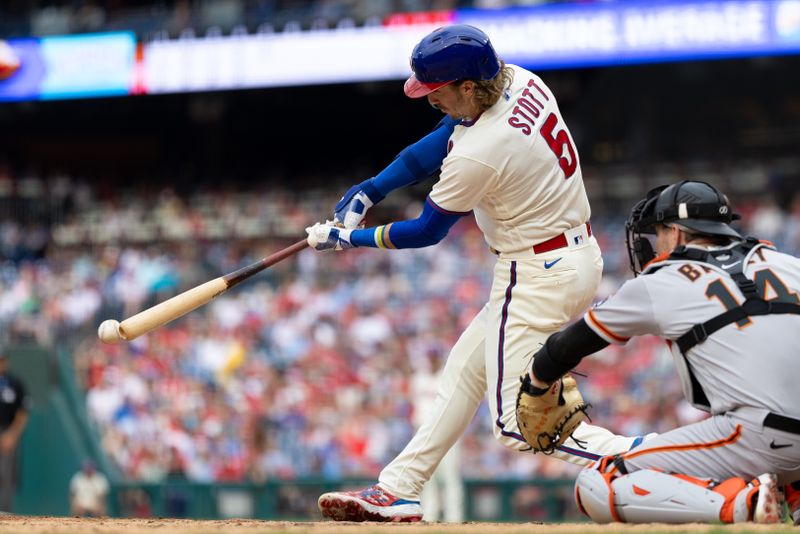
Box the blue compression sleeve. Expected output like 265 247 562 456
350 197 468 249
364 116 457 199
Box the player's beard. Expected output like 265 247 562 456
430 101 464 120
430 90 474 120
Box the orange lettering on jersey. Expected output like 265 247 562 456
749 248 766 264
755 268 800 304
678 264 702 281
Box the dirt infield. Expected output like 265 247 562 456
0 517 794 534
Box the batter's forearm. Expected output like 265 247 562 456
532 319 610 383
350 197 465 249
351 222 443 249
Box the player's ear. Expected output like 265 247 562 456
671 225 691 249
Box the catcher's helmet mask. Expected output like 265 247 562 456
404 24 501 98
626 180 742 275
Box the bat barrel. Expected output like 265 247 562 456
118 277 228 341
116 239 308 341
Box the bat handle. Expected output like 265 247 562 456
262 238 309 268
223 239 308 289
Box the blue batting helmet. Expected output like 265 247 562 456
404 25 501 99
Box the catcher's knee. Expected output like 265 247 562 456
575 465 618 523
576 466 740 524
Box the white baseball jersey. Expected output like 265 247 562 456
428 64 591 253
585 243 800 418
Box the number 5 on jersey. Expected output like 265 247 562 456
540 113 577 179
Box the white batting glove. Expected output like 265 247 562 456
306 221 354 252
333 184 376 229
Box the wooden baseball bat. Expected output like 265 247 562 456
116 238 308 341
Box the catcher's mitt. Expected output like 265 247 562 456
515 373 591 454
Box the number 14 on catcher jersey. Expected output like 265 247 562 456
584 244 800 419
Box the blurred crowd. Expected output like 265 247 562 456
2 163 800 483
1 0 624 39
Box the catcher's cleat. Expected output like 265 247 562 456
752 474 783 524
318 484 423 522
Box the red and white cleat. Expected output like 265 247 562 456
752 474 783 524
318 484 423 522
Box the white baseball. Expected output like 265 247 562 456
97 319 122 344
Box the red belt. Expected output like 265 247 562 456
532 222 592 254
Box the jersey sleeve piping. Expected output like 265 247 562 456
585 309 630 344
427 196 471 216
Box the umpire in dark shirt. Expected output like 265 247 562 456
0 350 28 512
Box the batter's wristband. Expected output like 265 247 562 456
374 224 396 249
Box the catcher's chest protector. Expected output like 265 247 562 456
648 238 800 408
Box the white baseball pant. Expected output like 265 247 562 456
380 233 644 500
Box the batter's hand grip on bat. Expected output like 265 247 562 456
118 277 228 341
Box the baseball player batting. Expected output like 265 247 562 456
521 180 800 524
306 24 649 522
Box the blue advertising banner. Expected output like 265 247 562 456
0 2 798 101
39 32 137 99
0 32 136 102
456 0 800 69
0 39 46 102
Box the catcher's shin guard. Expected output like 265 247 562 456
574 464 619 523
575 467 782 524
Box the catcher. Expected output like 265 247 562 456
517 180 800 524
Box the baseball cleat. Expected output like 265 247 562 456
752 473 783 524
318 484 422 522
